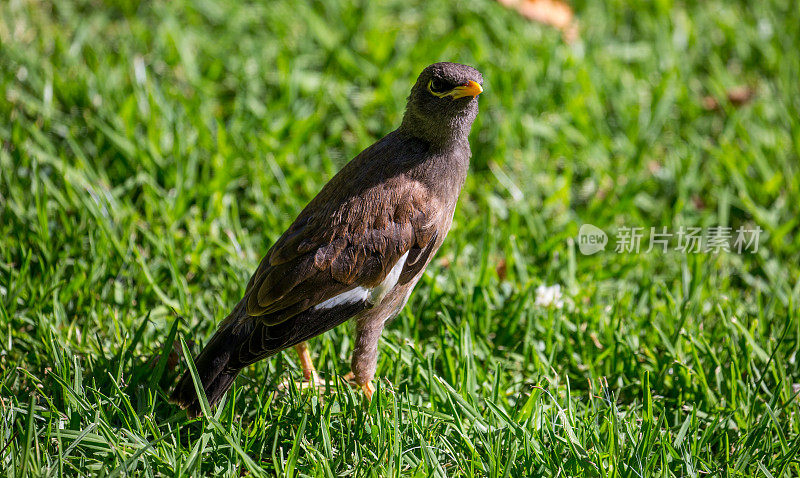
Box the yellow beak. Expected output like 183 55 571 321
450 80 483 99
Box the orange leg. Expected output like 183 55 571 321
293 342 319 384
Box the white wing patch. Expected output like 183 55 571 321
369 250 408 304
312 286 370 310
313 251 409 310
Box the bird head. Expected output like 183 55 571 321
401 62 483 146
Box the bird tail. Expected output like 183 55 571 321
169 298 363 416
169 308 257 417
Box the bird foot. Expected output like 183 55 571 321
342 372 375 401
277 370 333 393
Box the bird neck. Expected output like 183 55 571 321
398 112 473 152
391 125 471 201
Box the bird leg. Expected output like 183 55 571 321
293 342 320 384
277 342 330 392
350 320 384 402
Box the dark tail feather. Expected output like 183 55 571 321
169 315 255 417
170 297 369 416
171 368 240 418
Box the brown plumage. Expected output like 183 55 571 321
170 62 483 417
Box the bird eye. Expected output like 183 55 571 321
427 78 450 95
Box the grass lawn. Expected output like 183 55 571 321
2 0 800 475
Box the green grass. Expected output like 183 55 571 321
2 0 800 475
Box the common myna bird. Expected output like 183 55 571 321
170 62 483 417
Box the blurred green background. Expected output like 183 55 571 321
1 0 799 476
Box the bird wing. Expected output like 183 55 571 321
241 174 441 326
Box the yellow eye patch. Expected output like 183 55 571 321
427 79 450 97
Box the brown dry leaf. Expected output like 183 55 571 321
589 332 604 349
497 0 579 42
496 258 507 281
702 85 756 111
726 85 755 106
702 95 720 111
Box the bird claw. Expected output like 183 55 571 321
342 372 375 401
278 370 376 402
361 381 375 401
